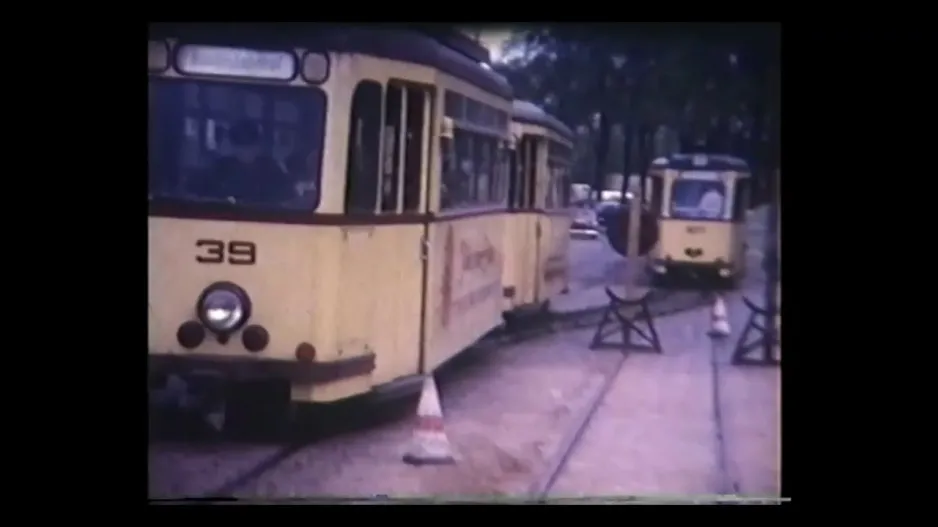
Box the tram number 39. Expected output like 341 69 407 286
195 239 256 265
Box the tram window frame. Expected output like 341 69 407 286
732 176 751 221
343 80 383 214
380 84 404 213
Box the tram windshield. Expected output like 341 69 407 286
148 79 326 210
669 178 728 220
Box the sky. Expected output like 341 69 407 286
467 29 513 64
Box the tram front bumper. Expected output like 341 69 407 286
650 260 735 279
148 352 376 385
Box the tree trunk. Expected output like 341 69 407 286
748 100 766 207
592 112 610 201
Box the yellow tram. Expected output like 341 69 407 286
645 153 751 288
148 25 573 420
504 101 574 313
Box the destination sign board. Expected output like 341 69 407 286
176 45 296 81
679 170 721 181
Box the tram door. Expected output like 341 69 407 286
519 135 541 305
390 81 432 380
341 79 432 383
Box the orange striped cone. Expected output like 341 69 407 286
403 375 455 465
708 294 731 338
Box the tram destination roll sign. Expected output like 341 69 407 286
176 45 296 80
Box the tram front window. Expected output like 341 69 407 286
669 179 727 220
148 79 326 210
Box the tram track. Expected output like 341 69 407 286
526 350 628 500
709 335 739 496
526 292 747 503
149 289 712 502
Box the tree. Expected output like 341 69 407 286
495 24 780 204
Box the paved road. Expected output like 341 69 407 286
548 290 780 498
567 237 628 291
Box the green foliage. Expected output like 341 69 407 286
494 25 779 200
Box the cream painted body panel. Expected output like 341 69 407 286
653 220 746 274
148 218 341 363
538 213 571 301
424 215 505 371
335 225 425 387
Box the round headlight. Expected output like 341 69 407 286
196 282 251 333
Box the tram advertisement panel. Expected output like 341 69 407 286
426 218 504 370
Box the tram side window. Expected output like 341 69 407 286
402 87 426 212
558 144 573 207
441 130 470 209
344 81 383 214
440 90 509 210
508 145 522 209
545 159 557 209
519 136 538 209
476 136 494 203
546 141 573 209
457 130 474 203
494 143 509 204
440 135 457 209
445 91 464 119
732 177 750 220
381 85 403 212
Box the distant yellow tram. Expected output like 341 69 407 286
148 25 573 424
645 153 751 288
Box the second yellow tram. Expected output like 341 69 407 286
645 153 752 288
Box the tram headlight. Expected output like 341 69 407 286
196 282 252 333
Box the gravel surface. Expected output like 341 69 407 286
233 328 617 498
149 442 284 499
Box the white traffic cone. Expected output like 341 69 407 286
403 375 455 466
708 295 732 338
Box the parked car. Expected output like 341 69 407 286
595 200 622 229
570 207 599 238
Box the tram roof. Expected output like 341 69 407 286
416 28 491 65
651 153 750 171
511 100 574 141
149 24 513 99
